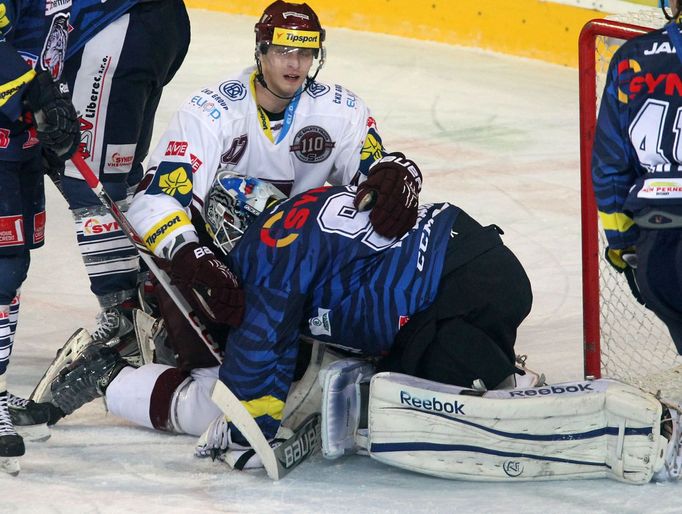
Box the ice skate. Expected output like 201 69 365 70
8 392 59 441
92 301 143 367
49 344 129 416
0 391 24 476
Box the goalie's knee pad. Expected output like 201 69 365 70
320 357 375 459
367 373 667 484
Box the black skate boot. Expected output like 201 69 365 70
92 299 143 366
8 393 62 441
49 344 129 416
0 391 25 476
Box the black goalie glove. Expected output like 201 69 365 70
354 152 422 239
23 71 80 159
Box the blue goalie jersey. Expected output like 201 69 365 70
219 185 459 439
592 22 682 249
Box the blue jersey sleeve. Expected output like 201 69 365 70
591 46 639 249
0 1 35 122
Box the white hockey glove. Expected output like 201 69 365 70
196 415 290 470
195 415 231 461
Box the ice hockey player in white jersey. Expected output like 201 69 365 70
128 0 418 265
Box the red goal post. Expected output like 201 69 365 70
578 14 682 392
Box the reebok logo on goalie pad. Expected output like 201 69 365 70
400 390 465 415
508 383 593 397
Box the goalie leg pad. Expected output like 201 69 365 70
367 373 667 484
320 358 375 459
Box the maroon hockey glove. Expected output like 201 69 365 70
354 152 422 239
169 242 245 326
23 71 80 159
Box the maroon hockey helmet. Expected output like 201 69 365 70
255 0 325 54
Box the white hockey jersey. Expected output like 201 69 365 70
128 67 386 258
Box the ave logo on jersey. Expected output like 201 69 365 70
165 140 188 156
145 162 194 207
290 126 335 163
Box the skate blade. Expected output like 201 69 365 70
15 423 51 443
31 328 93 403
0 457 20 476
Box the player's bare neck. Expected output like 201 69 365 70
255 82 289 115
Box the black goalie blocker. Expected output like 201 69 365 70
204 172 286 255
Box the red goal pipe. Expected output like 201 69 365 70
578 19 650 379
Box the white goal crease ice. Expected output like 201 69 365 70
579 8 682 405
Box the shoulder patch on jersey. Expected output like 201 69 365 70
145 161 194 207
359 128 385 175
41 12 69 79
219 80 247 101
290 126 335 163
306 81 330 98
0 3 12 33
189 94 222 122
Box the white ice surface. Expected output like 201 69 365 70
3 8 679 513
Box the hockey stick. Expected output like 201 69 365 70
69 152 222 363
211 380 321 480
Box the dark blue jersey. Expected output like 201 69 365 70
0 0 141 160
219 185 458 439
592 22 682 249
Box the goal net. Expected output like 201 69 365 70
578 9 682 401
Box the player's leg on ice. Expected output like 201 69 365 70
56 0 190 348
0 375 23 476
44 343 130 418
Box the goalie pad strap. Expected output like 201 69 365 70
367 373 667 484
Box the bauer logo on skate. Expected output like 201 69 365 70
400 390 465 415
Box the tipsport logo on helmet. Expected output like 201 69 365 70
273 27 320 48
